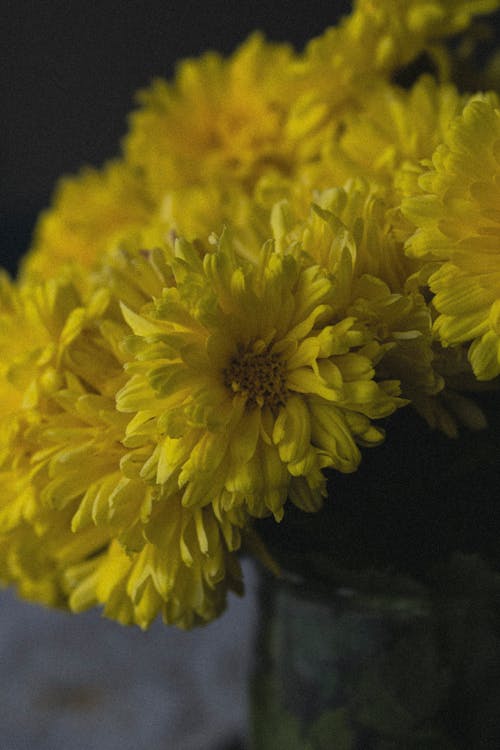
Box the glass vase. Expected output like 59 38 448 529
250 557 500 750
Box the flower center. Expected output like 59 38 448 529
223 345 288 409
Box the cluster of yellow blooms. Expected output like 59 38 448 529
2 0 500 628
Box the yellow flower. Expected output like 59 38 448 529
247 76 465 288
311 77 463 200
23 32 331 275
31 381 244 628
22 160 153 281
66 504 244 630
0 271 114 607
306 0 500 83
22 1 500 282
116 230 404 524
0 269 244 628
7 2 499 628
403 96 500 380
124 33 300 197
270 184 443 405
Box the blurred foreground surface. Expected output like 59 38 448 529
0 559 258 750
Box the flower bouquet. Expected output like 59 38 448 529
2 1 500 746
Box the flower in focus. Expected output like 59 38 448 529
267 179 487 437
117 230 404 524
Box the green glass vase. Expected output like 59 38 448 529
250 557 500 750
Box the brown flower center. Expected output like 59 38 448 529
223 346 288 409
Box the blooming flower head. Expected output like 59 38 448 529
0 268 244 628
404 95 500 380
124 33 301 196
269 184 443 405
311 76 463 201
23 30 344 277
0 270 114 606
116 228 404 525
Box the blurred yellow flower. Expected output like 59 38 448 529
23 160 153 281
306 0 500 81
404 96 500 380
124 33 300 195
313 77 463 199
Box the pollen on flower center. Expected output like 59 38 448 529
223 345 288 409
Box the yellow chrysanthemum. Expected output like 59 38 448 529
66 504 244 630
22 0 500 283
269 184 443 405
30 382 245 629
265 179 488 436
23 33 327 276
124 34 301 195
308 76 463 201
404 96 500 380
22 160 154 281
116 229 404 525
0 270 244 627
0 271 114 606
5 1 500 630
242 76 465 291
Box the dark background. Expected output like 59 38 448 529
1 1 351 274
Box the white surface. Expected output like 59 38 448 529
0 559 259 750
